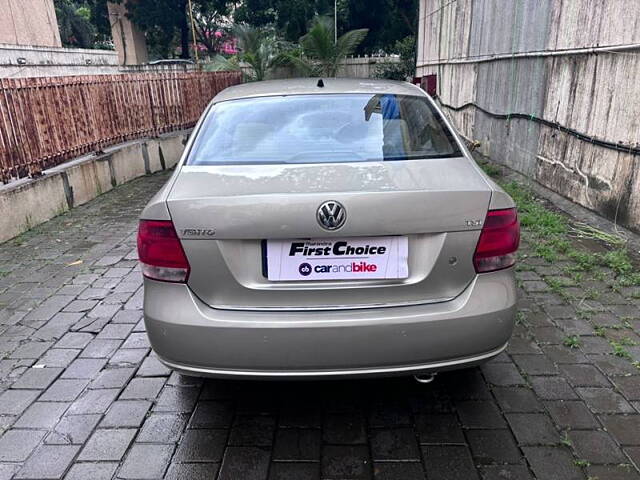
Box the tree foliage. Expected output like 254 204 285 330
290 16 368 77
374 35 416 80
234 0 417 53
208 24 292 81
55 0 97 48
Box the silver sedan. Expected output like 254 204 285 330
137 78 520 379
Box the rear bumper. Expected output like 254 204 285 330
144 269 517 379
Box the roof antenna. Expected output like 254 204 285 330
317 78 325 88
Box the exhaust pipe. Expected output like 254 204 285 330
413 373 437 384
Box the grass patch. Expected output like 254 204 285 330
563 335 581 349
611 342 632 359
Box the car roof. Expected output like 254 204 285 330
212 77 426 103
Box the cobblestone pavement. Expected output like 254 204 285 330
0 170 639 480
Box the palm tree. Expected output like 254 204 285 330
207 25 290 82
290 16 368 77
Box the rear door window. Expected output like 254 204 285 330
187 94 462 165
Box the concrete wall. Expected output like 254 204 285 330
0 43 119 77
0 0 61 47
416 0 640 231
0 131 189 244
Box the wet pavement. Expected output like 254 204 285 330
0 170 639 479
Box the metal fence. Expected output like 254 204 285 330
0 71 242 183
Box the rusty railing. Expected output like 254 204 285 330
0 71 242 183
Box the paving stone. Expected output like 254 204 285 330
576 387 635 413
0 389 39 415
9 341 53 359
53 332 94 349
512 354 558 375
466 429 522 464
544 401 600 429
229 415 276 446
108 348 149 366
506 413 559 445
324 411 367 444
61 358 107 379
0 464 19 480
568 429 627 463
599 414 640 445
370 428 421 461
541 345 588 364
45 413 101 445
273 428 321 461
80 339 122 358
137 413 188 444
456 401 506 429
120 377 165 400
78 428 136 461
614 376 640 400
100 400 151 428
368 400 412 427
136 355 170 377
90 367 135 389
0 429 46 461
478 465 533 480
96 324 134 340
13 444 79 480
530 376 578 400
421 445 478 480
188 400 233 428
559 363 611 387
164 463 220 480
492 387 544 413
63 300 98 313
481 362 526 386
173 429 227 462
120 332 150 350
13 401 69 429
590 354 640 375
119 443 174 479
586 465 640 480
64 462 119 480
112 309 142 324
154 386 200 413
415 413 465 443
11 367 62 389
372 463 424 480
322 445 371 480
521 446 582 480
37 348 79 368
68 388 119 415
87 303 121 319
269 462 321 480
217 446 270 480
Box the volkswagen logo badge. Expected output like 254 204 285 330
317 201 346 231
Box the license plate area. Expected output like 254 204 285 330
265 237 409 281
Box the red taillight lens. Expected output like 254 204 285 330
137 220 190 283
473 208 520 273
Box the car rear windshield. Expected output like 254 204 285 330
186 93 462 165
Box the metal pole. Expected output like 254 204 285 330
334 0 337 44
187 0 200 69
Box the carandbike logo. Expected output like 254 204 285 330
299 261 378 275
298 263 312 276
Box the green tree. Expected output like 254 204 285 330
289 16 367 77
55 0 97 48
234 0 417 53
374 35 416 80
208 25 292 81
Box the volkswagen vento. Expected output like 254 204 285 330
137 78 520 379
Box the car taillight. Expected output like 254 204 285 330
137 220 190 283
473 208 520 273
